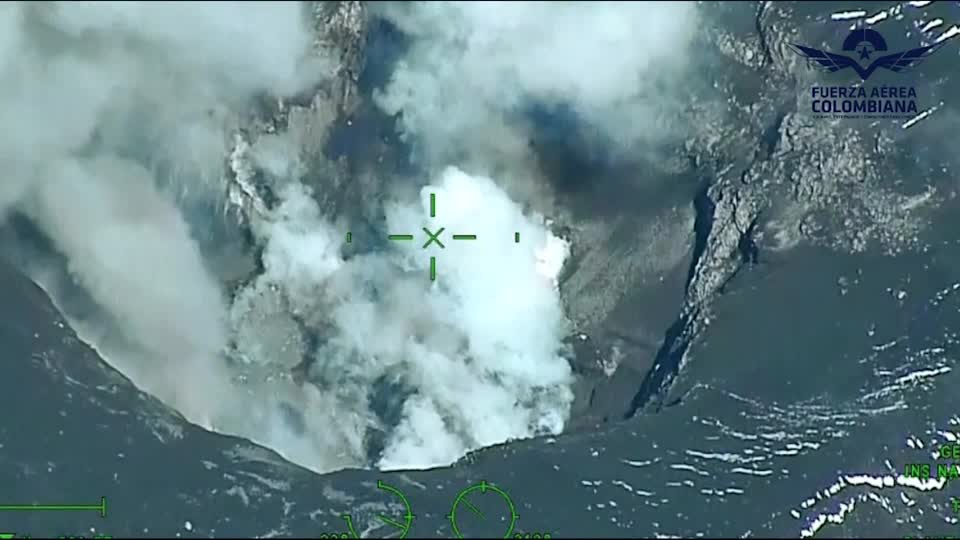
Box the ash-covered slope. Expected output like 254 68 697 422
618 0 960 418
3 255 958 539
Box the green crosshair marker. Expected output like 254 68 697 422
422 227 445 248
388 193 479 281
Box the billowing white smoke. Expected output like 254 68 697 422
373 1 699 163
1 1 699 475
0 2 322 425
231 167 574 471
374 167 574 468
27 157 232 424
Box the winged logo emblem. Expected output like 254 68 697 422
790 28 943 81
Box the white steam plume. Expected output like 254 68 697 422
376 167 574 468
0 1 672 475
231 166 574 471
25 157 232 423
0 3 321 426
373 1 700 165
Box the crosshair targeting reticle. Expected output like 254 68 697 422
447 480 519 539
381 192 520 282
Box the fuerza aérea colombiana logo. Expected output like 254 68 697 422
790 28 944 119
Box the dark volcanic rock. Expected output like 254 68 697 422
3 255 954 538
0 264 794 538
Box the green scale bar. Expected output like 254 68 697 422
0 496 106 518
